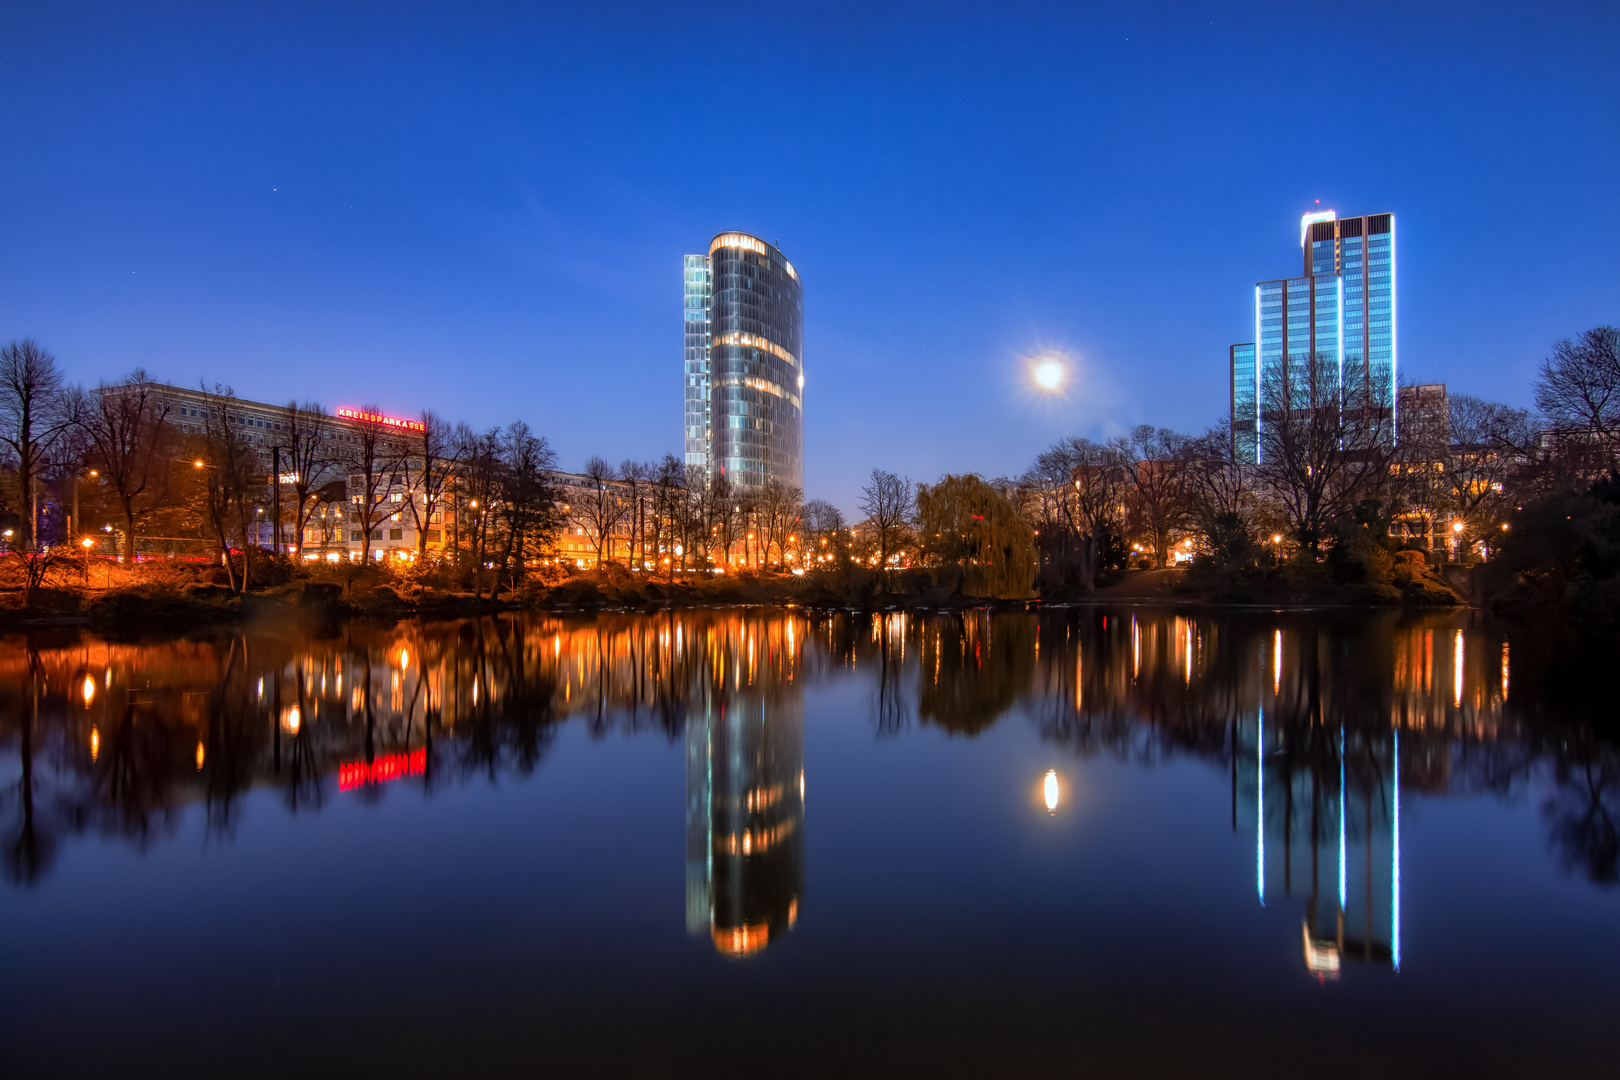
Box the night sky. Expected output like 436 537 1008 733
3 2 1616 513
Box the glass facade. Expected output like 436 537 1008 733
1230 342 1257 461
683 255 711 473
1232 211 1396 460
682 233 804 492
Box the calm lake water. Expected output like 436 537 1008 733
1 606 1615 1078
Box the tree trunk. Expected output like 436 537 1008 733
122 493 137 563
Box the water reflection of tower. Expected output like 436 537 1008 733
1251 702 1402 979
685 689 804 956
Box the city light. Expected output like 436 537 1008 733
81 537 94 549
81 675 95 705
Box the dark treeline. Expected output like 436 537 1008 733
0 340 846 602
851 325 1620 616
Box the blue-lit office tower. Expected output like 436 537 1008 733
682 233 804 491
1230 211 1396 461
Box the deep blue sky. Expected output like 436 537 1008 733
3 2 1617 513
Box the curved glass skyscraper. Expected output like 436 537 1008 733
683 233 803 492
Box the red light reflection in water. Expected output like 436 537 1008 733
339 750 426 792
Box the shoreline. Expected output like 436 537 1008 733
0 582 1473 635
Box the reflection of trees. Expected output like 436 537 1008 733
0 602 1615 899
2 652 56 886
918 612 1035 736
1542 739 1619 885
0 608 828 886
873 613 910 736
78 700 190 844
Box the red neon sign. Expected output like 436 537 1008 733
339 749 427 791
335 408 425 432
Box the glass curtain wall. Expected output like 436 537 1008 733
683 255 712 474
705 233 804 492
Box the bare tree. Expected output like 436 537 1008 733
617 460 651 570
1255 353 1398 552
648 454 686 581
67 371 175 562
1068 438 1128 591
858 468 914 585
1185 419 1257 562
570 455 628 568
495 422 560 591
348 405 405 563
0 340 71 550
1442 394 1534 537
278 400 340 560
454 426 503 594
1018 444 1082 591
402 409 463 558
1115 425 1192 567
802 499 845 550
193 385 260 590
757 480 803 570
1536 325 1620 467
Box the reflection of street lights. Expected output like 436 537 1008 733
1043 770 1060 813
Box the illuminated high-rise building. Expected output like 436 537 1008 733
1230 210 1397 462
685 690 804 956
682 233 804 491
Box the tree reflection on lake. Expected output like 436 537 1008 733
0 607 1614 974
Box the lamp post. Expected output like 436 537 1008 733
69 468 98 548
271 445 284 556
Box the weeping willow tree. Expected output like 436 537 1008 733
915 474 1037 599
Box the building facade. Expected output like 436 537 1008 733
683 233 804 493
120 384 445 561
1231 210 1397 461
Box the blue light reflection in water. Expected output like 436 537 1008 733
0 607 1612 1077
